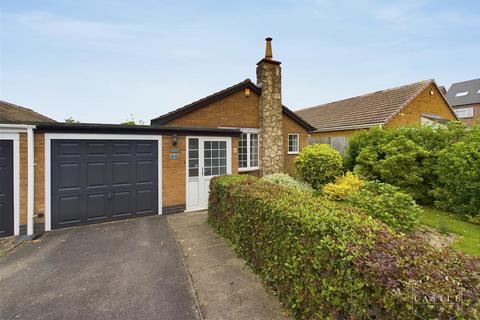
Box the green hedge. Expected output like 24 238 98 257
208 175 480 319
294 144 343 189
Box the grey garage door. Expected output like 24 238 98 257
51 140 158 229
0 140 14 237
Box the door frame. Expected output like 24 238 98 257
45 133 162 231
185 136 232 212
0 133 20 236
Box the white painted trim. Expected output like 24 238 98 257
287 133 300 155
44 133 163 232
0 133 20 236
27 128 35 235
185 136 232 212
0 124 36 130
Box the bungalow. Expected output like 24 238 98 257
0 38 312 239
296 80 458 153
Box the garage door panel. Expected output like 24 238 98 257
136 160 155 184
52 139 158 229
86 162 108 188
112 142 131 155
136 142 155 155
112 161 132 186
57 142 82 157
87 142 108 156
0 140 13 237
56 195 83 225
111 191 132 217
86 193 109 221
57 163 82 191
136 189 155 214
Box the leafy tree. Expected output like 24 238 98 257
64 117 79 124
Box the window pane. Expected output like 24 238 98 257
188 138 198 149
288 134 299 152
188 138 199 177
250 133 259 167
238 133 248 168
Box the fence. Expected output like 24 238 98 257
308 136 348 155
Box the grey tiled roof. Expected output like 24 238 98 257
445 78 480 107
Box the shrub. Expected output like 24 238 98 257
262 173 313 194
322 171 363 200
208 175 480 319
349 180 420 232
294 144 343 189
434 138 480 218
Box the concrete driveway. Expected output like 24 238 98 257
0 216 199 320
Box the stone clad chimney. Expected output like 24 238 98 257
256 37 284 176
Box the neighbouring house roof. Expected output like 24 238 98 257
295 79 452 132
445 78 480 107
150 79 314 131
0 99 56 124
36 122 241 136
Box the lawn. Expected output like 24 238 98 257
419 207 480 257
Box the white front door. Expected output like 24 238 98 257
186 137 231 211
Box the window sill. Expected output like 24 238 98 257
287 151 299 155
238 167 260 172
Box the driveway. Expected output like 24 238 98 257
0 216 199 320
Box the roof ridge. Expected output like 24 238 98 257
151 79 259 123
296 79 433 112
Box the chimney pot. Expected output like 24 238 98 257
265 37 273 60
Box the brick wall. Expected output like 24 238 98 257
34 133 45 224
283 114 309 176
165 90 260 128
385 83 457 128
162 134 239 209
453 103 480 127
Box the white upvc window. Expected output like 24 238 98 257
288 133 300 154
238 129 259 171
455 91 469 97
454 107 474 119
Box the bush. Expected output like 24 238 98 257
262 173 313 194
345 123 477 207
294 144 343 189
349 180 420 232
434 138 480 218
322 171 363 200
208 175 480 319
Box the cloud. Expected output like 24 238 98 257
4 11 145 41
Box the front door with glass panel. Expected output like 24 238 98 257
187 137 231 211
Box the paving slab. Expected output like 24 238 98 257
168 211 290 320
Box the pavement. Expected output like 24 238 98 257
0 215 200 320
168 211 290 320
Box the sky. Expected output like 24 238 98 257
0 0 479 124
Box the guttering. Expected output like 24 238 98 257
0 123 36 237
311 123 384 133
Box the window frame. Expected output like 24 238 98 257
287 133 300 155
454 107 474 119
237 129 260 172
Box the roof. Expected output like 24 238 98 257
445 78 480 107
151 79 314 131
296 79 445 132
36 122 241 136
0 100 56 124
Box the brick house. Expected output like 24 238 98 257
0 38 312 239
296 80 458 153
445 78 480 127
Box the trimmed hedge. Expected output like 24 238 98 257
208 175 480 319
294 144 343 189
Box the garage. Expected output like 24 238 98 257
50 139 159 229
0 140 14 237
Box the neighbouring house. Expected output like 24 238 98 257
295 79 458 154
0 38 312 239
445 78 480 127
